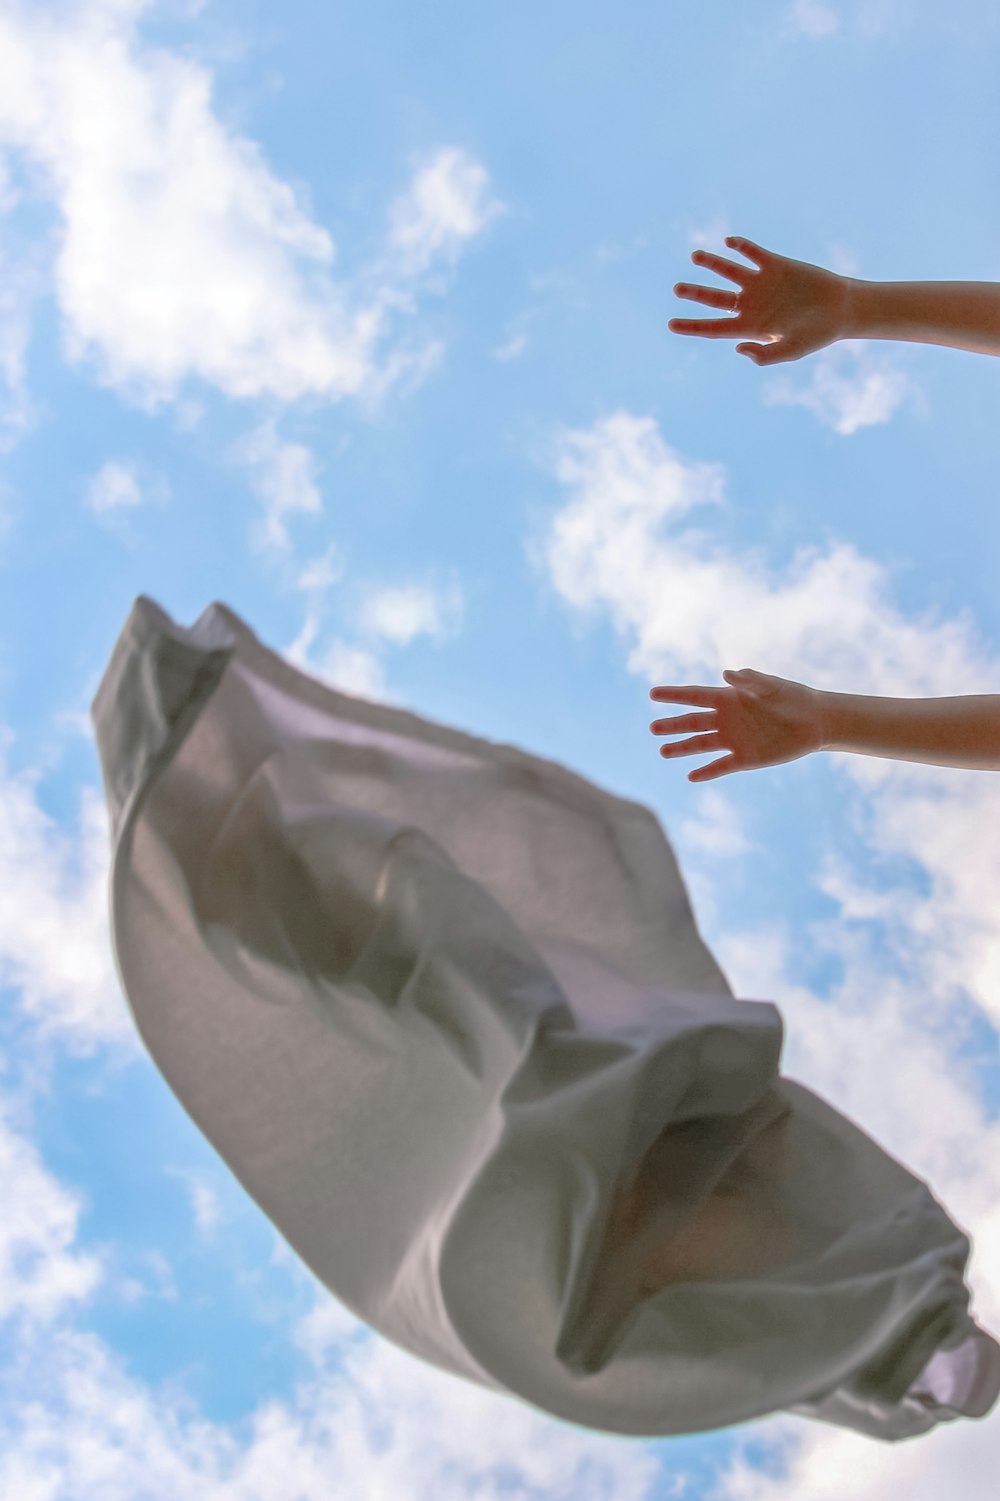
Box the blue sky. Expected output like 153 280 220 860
0 0 999 1493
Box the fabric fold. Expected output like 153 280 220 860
90 595 1000 1441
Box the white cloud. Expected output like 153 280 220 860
0 1042 653 1497
0 731 134 1055
686 216 732 251
229 418 324 555
0 1311 660 1500
85 459 142 514
815 768 1000 1034
282 611 388 701
83 455 170 547
318 641 387 700
0 243 43 450
534 412 1000 1131
275 576 464 705
0 1096 103 1327
292 1297 369 1364
382 147 507 281
761 343 915 435
532 410 984 697
678 786 753 860
134 1248 177 1304
0 3 503 415
295 544 345 596
163 1167 225 1235
358 579 464 646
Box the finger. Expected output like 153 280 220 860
689 753 739 783
668 317 743 338
659 731 720 759
752 339 801 365
724 235 772 267
673 282 740 311
736 339 793 365
649 711 718 735
690 249 753 287
649 686 722 706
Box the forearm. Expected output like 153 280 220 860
816 690 1000 771
842 278 1000 357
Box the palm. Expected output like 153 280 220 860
669 236 851 366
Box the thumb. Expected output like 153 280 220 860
736 340 792 366
724 667 764 693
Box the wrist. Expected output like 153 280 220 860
838 276 871 341
811 687 839 752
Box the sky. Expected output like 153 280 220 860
0 0 999 1494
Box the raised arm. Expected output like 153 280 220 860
818 687 1000 770
649 670 1000 782
843 278 1000 358
670 235 1000 364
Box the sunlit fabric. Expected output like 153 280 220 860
90 595 1000 1442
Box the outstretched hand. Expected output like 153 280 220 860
669 236 853 366
649 668 826 782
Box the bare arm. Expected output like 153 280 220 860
650 670 1000 781
817 688 1000 770
843 278 1000 358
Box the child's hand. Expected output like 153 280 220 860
669 236 853 366
649 668 826 782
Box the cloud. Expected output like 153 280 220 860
815 768 1000 1038
0 1095 103 1327
677 786 753 860
0 1306 661 1500
295 544 345 596
163 1167 225 1235
0 241 43 451
382 147 507 281
0 729 134 1056
228 418 325 555
85 460 143 516
533 400 1000 1121
531 410 984 697
282 609 388 701
0 2 504 414
358 579 464 646
83 455 171 547
0 1037 654 1499
761 343 916 435
686 216 733 251
276 566 466 701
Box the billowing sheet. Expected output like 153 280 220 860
90 595 1000 1441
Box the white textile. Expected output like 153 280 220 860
90 595 1000 1442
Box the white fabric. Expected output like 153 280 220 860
90 595 1000 1442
